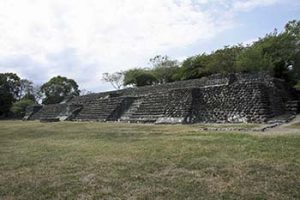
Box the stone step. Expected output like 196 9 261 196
285 100 299 114
74 97 127 120
119 99 143 120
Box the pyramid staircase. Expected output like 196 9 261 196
119 98 143 121
285 100 299 114
74 97 125 121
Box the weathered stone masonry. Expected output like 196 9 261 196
24 72 300 123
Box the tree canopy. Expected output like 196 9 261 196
10 98 35 117
0 73 81 117
119 20 300 88
123 56 179 87
40 76 80 105
0 73 21 116
123 68 158 87
150 55 180 84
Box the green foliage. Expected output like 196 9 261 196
0 73 21 116
22 93 36 102
19 79 37 102
237 20 300 85
123 68 158 87
122 56 180 87
134 72 158 87
0 93 14 117
150 55 180 83
0 73 21 98
207 45 245 73
295 81 300 91
40 76 80 105
235 45 274 72
153 66 180 83
177 20 300 85
294 51 300 81
177 54 212 80
10 98 34 117
285 20 300 39
117 20 300 87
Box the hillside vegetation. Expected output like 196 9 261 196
110 20 300 88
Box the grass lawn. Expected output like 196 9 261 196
0 121 299 199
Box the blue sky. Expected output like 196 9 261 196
0 0 299 92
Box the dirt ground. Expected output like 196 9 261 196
266 114 300 135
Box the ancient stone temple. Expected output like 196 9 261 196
24 72 300 123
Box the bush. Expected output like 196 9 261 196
10 99 35 117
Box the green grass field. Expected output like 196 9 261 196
0 121 299 199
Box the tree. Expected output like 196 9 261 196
115 20 300 87
123 68 158 87
206 45 245 73
177 54 212 80
134 72 158 86
0 73 21 116
150 55 180 83
0 73 21 98
101 72 124 89
176 20 300 85
10 98 35 117
284 20 300 83
293 51 300 83
19 79 32 97
235 45 274 72
285 20 300 39
19 79 36 102
32 84 43 103
236 20 300 84
40 76 80 105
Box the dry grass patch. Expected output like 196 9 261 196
0 120 299 199
288 122 300 129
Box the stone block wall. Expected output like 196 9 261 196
26 72 300 123
190 83 272 123
162 89 194 122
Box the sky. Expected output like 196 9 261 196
0 0 299 92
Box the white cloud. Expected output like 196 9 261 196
232 0 279 12
0 0 281 92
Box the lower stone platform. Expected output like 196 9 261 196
24 73 300 124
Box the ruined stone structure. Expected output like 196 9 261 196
24 72 300 123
